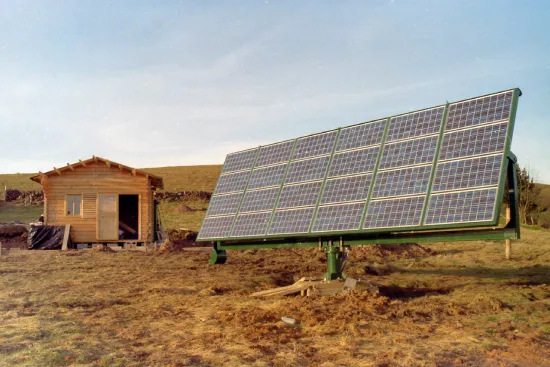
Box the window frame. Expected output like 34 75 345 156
66 194 83 217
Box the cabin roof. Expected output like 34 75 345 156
30 155 164 189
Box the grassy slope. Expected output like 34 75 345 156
0 228 548 366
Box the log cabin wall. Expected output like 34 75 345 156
41 162 151 243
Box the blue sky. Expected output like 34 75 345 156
1 0 549 182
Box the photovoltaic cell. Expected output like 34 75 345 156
372 165 432 199
363 196 425 229
320 174 373 204
199 216 235 239
231 212 272 237
267 208 316 235
439 122 507 161
328 147 380 177
312 202 365 232
292 131 338 160
206 193 243 216
387 107 444 142
425 188 497 225
247 164 287 190
336 120 386 151
240 188 280 213
446 91 513 131
277 181 323 209
256 141 294 167
221 149 258 174
215 170 251 194
432 155 503 192
285 156 330 184
379 136 438 170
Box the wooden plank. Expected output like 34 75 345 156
119 220 137 234
62 224 71 251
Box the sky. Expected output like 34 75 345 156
1 0 549 182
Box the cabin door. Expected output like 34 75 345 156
97 194 118 240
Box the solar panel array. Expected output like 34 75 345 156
198 89 518 241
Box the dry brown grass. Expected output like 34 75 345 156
0 228 549 366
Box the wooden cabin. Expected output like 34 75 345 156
30 156 163 244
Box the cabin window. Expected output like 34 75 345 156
66 195 82 215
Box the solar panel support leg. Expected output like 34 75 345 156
209 242 227 264
325 241 344 280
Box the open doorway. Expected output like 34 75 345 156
119 195 139 240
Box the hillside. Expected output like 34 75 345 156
0 165 223 193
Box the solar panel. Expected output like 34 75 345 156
432 154 502 192
378 136 438 170
387 106 444 142
438 122 507 161
256 141 294 167
221 148 258 174
285 156 331 184
425 188 497 225
247 164 287 190
267 208 316 235
240 188 280 213
336 120 386 151
198 88 520 241
215 170 251 194
328 147 380 177
320 174 373 204
312 202 365 232
277 181 323 209
231 212 272 237
363 196 425 229
372 165 432 199
199 216 235 239
206 193 243 216
293 131 338 160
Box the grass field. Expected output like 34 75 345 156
0 228 548 366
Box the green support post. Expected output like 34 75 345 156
324 241 344 280
209 242 227 264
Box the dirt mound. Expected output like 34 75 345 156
176 203 197 213
90 245 116 253
349 243 435 262
0 224 28 237
167 229 197 241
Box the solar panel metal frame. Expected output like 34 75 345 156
198 88 520 242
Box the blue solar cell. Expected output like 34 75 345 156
247 164 287 190
231 212 272 237
320 174 373 204
312 202 365 232
215 170 251 194
293 131 338 160
336 120 386 151
285 156 330 184
240 188 280 213
277 181 323 209
267 208 316 235
328 147 380 178
432 155 503 192
206 193 243 216
425 188 497 225
379 136 438 170
221 149 258 174
387 107 444 142
363 196 425 229
446 91 513 131
439 122 507 161
372 165 432 199
256 141 294 167
197 216 235 239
